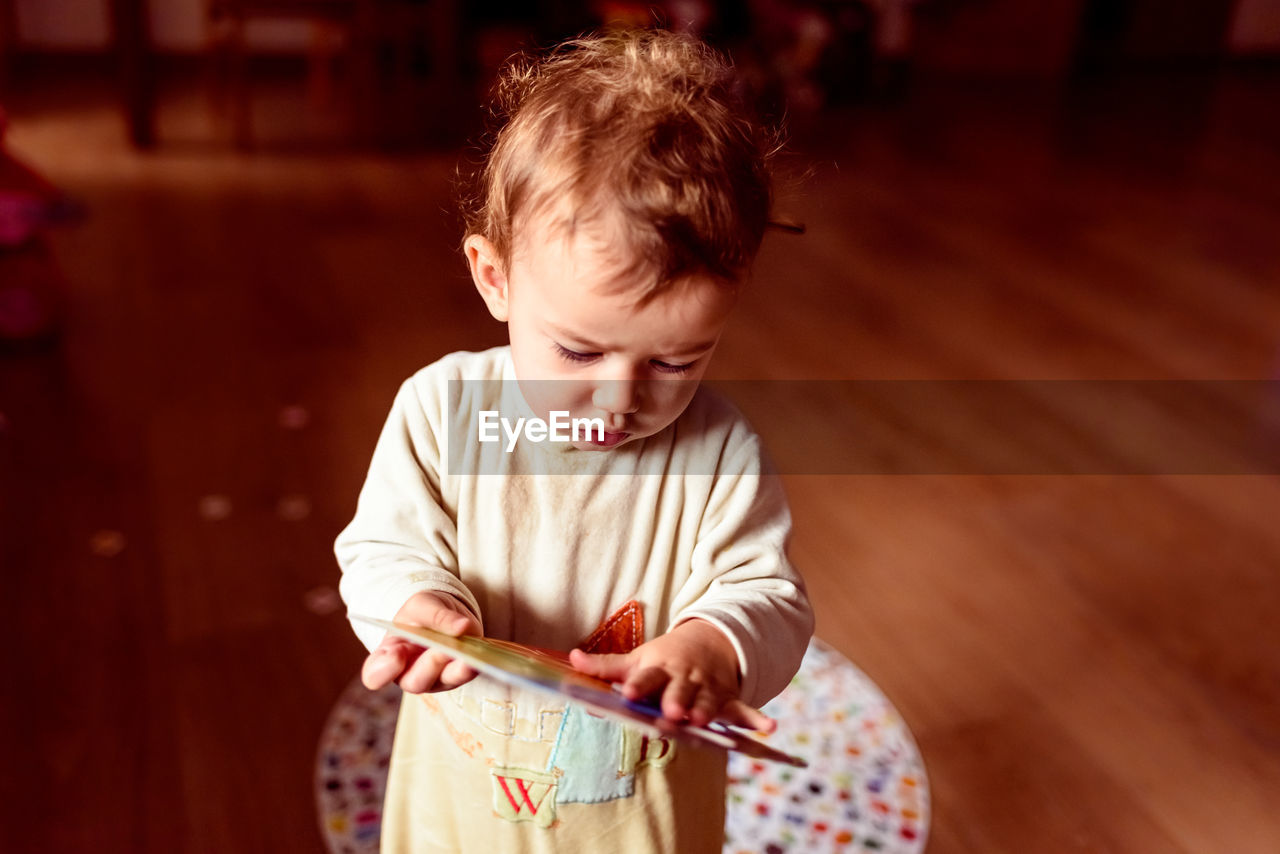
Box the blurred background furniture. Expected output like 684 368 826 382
208 0 362 148
109 0 157 147
0 0 16 96
206 0 461 148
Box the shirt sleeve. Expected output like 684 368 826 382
673 423 815 708
334 375 482 652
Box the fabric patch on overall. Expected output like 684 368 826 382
488 599 664 817
579 599 644 655
544 599 674 805
620 727 677 772
546 706 679 804
547 705 634 804
490 766 559 828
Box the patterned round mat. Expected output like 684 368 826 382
315 639 929 853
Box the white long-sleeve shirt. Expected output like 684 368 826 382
336 346 811 705
334 346 813 851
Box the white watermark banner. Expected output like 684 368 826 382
477 410 606 452
446 380 1280 475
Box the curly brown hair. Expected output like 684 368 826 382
461 28 777 300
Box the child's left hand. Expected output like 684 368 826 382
568 619 776 733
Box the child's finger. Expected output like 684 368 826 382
362 641 411 690
660 673 698 721
410 595 477 637
568 649 633 683
438 610 479 637
717 698 776 734
398 648 451 694
620 666 670 702
687 685 724 728
438 657 478 690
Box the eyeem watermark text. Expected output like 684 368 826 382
478 410 606 452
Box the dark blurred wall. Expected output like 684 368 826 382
911 0 1087 76
1075 0 1238 73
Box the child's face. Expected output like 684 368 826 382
466 217 737 451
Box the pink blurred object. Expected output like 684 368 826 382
0 108 85 248
0 192 47 246
0 106 84 343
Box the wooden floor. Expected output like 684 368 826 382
3 65 1279 852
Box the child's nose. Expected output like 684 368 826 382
591 379 640 416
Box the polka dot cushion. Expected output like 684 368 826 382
724 640 929 853
315 677 400 852
315 639 929 853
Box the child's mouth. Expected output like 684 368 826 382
589 431 629 448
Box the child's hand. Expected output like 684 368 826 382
568 619 776 733
361 592 480 693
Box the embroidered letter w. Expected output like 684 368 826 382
491 767 558 828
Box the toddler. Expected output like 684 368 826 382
336 28 813 853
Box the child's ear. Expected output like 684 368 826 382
464 235 509 322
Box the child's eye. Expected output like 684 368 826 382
650 359 693 375
554 343 600 364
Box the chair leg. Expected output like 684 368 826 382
306 20 345 110
227 18 252 150
349 3 380 147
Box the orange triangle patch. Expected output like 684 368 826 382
577 600 644 655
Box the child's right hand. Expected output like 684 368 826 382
361 592 481 693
